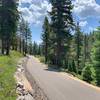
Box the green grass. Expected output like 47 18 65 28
0 51 23 100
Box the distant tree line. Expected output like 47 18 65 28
0 0 38 56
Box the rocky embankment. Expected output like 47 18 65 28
15 58 35 100
15 56 49 100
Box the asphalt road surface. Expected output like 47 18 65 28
26 56 100 100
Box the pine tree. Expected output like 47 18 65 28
88 32 95 61
67 36 76 71
38 44 43 56
83 34 88 68
49 0 74 66
18 17 26 54
42 17 50 63
91 26 100 86
82 64 93 83
0 0 19 55
24 21 31 55
32 41 38 55
27 41 32 55
74 23 83 74
18 18 32 55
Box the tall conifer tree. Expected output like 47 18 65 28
91 26 100 86
42 17 50 63
74 23 83 73
49 0 74 66
0 0 19 55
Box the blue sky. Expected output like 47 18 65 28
18 0 100 43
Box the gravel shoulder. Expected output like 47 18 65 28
15 58 35 100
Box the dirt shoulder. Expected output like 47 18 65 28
15 58 35 100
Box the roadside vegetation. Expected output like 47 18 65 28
33 0 100 87
0 0 33 99
0 51 23 100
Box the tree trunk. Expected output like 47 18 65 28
45 41 48 64
19 38 22 53
22 39 25 55
56 37 62 66
6 39 10 55
25 39 27 56
1 39 4 55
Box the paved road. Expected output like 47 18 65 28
26 56 100 100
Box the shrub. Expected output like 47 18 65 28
82 63 93 83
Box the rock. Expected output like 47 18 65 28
17 65 22 68
17 87 27 95
17 68 22 72
17 94 35 100
16 91 22 95
17 67 24 72
24 93 35 100
21 89 28 95
16 58 35 100
17 96 25 100
17 82 24 89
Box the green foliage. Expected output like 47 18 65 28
68 61 73 72
82 63 94 83
0 51 23 100
32 41 39 55
91 28 100 86
18 18 32 55
72 60 77 73
68 60 77 74
36 55 45 63
0 0 19 55
42 17 51 63
74 23 84 73
48 0 74 66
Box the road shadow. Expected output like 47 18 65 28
44 64 61 72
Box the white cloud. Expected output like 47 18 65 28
18 0 52 25
18 7 33 23
79 21 88 27
73 0 100 18
19 0 32 4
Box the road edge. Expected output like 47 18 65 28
23 56 49 100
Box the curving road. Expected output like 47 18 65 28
26 56 100 100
